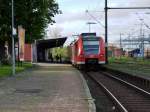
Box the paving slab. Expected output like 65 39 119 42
0 63 93 112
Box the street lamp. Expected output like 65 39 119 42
86 22 96 33
12 0 15 75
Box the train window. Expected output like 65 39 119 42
83 39 100 55
84 41 99 45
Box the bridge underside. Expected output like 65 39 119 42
36 37 67 62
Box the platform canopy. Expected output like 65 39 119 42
36 37 67 49
36 37 67 62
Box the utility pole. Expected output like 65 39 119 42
120 33 123 58
120 33 123 49
128 33 131 51
12 0 15 75
139 22 144 59
105 0 108 64
142 29 145 59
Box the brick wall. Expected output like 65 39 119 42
24 44 32 61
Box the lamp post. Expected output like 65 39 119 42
86 22 96 33
12 0 15 75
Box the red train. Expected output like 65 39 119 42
70 33 105 69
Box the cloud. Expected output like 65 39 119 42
55 11 88 24
48 0 150 43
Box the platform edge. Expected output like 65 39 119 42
77 70 96 112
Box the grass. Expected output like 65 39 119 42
109 57 150 65
105 57 150 77
0 62 32 78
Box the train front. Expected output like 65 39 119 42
82 34 105 65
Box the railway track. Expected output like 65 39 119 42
85 71 150 112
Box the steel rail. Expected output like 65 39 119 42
102 72 150 96
86 72 128 112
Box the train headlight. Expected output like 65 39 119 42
100 54 104 57
78 48 81 56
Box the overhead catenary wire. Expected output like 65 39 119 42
136 12 150 30
86 10 105 28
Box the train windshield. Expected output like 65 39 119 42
83 38 99 55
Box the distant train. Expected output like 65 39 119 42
70 33 105 69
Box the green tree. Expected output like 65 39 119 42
15 0 59 42
0 0 59 62
0 0 12 62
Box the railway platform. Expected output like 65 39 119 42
0 63 95 112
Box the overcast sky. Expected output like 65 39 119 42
47 0 150 44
